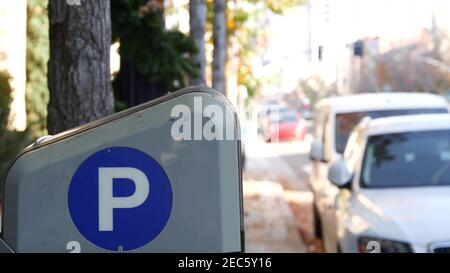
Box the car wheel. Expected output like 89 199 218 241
337 244 343 253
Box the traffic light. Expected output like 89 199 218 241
354 40 364 57
318 45 324 61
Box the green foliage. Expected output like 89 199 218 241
0 0 48 196
0 72 32 196
299 75 327 107
111 0 199 91
26 0 49 137
0 72 11 134
265 0 307 14
238 63 259 97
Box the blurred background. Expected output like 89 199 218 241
0 0 450 253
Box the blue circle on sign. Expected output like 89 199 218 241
68 147 172 251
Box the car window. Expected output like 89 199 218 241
270 109 297 123
361 129 450 188
335 108 448 154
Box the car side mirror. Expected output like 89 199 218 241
328 157 353 188
310 139 324 162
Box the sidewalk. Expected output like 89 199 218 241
243 139 307 253
243 179 306 253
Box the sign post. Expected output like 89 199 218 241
1 86 244 253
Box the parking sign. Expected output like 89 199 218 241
1 87 243 253
68 147 172 251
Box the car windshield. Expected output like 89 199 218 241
335 108 448 153
361 130 450 188
270 109 297 123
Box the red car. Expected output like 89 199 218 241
264 108 307 142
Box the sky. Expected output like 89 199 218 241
348 0 449 39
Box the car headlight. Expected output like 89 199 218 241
358 237 413 253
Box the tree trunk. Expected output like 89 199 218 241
47 0 114 134
189 0 207 86
212 0 227 93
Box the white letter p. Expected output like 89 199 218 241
98 167 150 231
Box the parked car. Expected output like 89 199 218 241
264 107 307 142
309 92 449 252
327 114 450 253
257 101 280 136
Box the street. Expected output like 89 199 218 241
243 132 323 253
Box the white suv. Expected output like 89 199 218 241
309 92 449 252
328 114 450 253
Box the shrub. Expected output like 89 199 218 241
0 72 32 198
